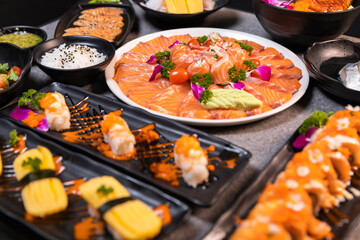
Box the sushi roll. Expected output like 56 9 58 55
13 146 68 217
101 111 136 155
79 176 162 240
174 135 209 188
39 92 71 131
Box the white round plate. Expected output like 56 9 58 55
105 27 309 127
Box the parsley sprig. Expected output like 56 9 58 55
9 129 20 147
160 60 175 79
7 68 19 82
22 157 42 172
154 50 170 61
199 89 213 104
235 40 254 52
18 89 46 111
97 185 114 196
243 60 257 70
191 73 213 89
228 66 246 83
197 35 208 44
298 111 334 134
0 63 9 74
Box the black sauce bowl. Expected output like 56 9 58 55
0 25 47 51
252 0 360 46
0 43 33 108
303 38 360 103
33 35 115 86
133 0 230 22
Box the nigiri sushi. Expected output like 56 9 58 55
13 146 68 217
174 135 209 188
101 111 136 155
79 176 162 240
39 92 71 131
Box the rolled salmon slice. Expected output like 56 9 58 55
117 52 153 64
117 73 152 95
114 63 154 80
270 78 301 94
168 34 193 44
130 42 166 54
148 84 191 116
145 35 174 49
178 92 214 119
127 78 173 107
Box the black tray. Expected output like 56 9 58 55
1 82 251 207
204 129 360 240
0 118 189 240
54 1 135 48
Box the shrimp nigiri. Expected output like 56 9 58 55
101 111 136 155
174 135 209 188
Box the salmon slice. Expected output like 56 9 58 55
210 110 248 119
148 84 191 116
130 42 165 55
260 58 294 69
169 34 193 44
251 47 284 61
270 78 301 94
127 78 173 107
81 7 123 17
114 63 154 80
244 81 292 108
246 103 273 116
117 52 153 64
221 38 265 52
271 67 303 80
146 35 174 49
245 77 288 93
117 73 152 95
178 92 214 119
73 18 124 28
210 54 234 84
64 27 120 42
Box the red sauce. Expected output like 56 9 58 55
153 204 172 226
64 178 86 195
73 217 104 240
54 156 65 175
150 162 181 186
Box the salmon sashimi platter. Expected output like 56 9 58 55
1 82 251 206
105 28 309 126
0 118 190 239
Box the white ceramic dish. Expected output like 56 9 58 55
105 27 309 126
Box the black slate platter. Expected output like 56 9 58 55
0 118 189 240
1 82 251 207
204 128 360 240
54 2 135 48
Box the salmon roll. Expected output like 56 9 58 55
174 135 209 188
101 111 136 155
79 176 162 240
39 92 71 131
13 146 68 217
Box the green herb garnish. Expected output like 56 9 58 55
228 66 246 83
298 111 334 134
199 89 213 104
235 40 253 52
267 232 275 238
9 129 20 147
214 54 219 59
197 35 208 44
350 111 355 116
243 60 257 70
97 185 114 196
191 73 213 89
0 63 9 74
155 50 170 61
160 60 175 79
22 157 42 172
18 89 46 111
6 68 19 82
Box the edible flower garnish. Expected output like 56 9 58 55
229 81 245 90
168 40 182 49
293 127 318 149
253 65 271 82
147 50 170 64
191 83 204 100
262 0 294 9
9 129 20 147
298 111 334 134
146 55 156 64
22 157 42 172
199 89 213 104
10 106 49 131
149 65 164 81
228 66 246 83
97 185 114 196
234 41 253 52
191 73 213 88
18 89 46 111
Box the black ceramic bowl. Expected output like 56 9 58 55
33 35 115 86
252 0 360 46
0 43 32 107
303 38 360 103
133 0 230 22
0 25 47 51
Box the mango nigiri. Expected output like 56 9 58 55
13 146 68 217
101 111 136 156
174 135 209 188
79 176 162 240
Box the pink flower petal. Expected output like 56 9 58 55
146 55 156 64
168 40 181 49
305 127 318 138
191 83 204 100
36 117 49 131
149 65 164 82
292 134 310 149
229 82 245 90
255 65 271 82
10 106 31 121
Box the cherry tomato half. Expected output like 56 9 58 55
187 39 200 49
7 66 22 77
169 68 189 85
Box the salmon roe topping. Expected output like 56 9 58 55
22 111 45 128
174 135 202 157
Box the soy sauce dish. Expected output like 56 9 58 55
33 35 115 86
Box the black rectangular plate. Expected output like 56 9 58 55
0 118 189 240
204 129 360 240
54 2 135 48
1 82 251 206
